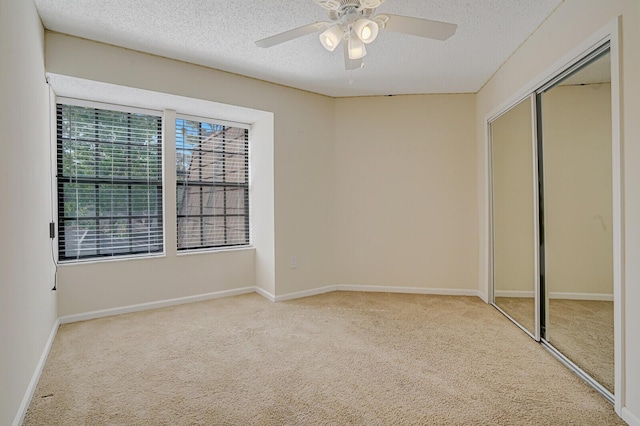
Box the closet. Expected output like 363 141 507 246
489 43 614 401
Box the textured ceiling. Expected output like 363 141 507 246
34 0 564 97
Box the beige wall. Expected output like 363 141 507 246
491 98 536 295
543 83 613 296
477 0 640 420
0 0 58 424
334 95 477 290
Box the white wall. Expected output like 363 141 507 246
0 1 58 424
45 32 336 311
476 0 640 421
334 95 477 291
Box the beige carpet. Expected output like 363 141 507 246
24 292 624 425
495 297 614 393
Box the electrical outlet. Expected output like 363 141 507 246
290 256 297 269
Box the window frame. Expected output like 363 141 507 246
175 113 251 252
56 97 165 263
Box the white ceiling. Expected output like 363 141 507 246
34 0 564 97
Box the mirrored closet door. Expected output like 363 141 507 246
538 47 613 397
490 43 614 400
490 95 538 339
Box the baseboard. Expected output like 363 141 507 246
273 285 337 302
549 292 613 301
254 286 276 302
58 287 256 324
56 285 480 322
494 291 613 301
337 284 480 297
494 290 535 298
622 407 640 426
13 319 60 426
259 285 480 303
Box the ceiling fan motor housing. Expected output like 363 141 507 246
329 5 377 29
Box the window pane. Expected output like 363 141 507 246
176 117 249 250
203 216 226 246
62 183 95 218
98 185 128 217
202 186 225 216
57 103 163 261
60 219 97 258
225 216 248 246
224 188 246 214
177 217 201 249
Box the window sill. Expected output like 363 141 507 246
58 252 166 267
176 245 255 257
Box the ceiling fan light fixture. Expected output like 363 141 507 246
348 34 367 60
353 18 379 43
319 25 344 52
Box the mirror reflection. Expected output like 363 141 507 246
540 51 613 393
491 96 536 336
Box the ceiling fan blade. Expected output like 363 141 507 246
378 14 457 41
344 43 363 71
255 22 329 48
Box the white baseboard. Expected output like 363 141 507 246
623 407 640 426
259 285 480 303
549 292 613 301
254 286 276 302
494 290 535 298
58 287 256 324
13 319 60 426
58 285 485 322
337 284 480 297
273 285 337 302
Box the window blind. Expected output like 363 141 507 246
57 103 163 261
176 117 249 250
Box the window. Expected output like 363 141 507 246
57 102 163 261
176 116 249 250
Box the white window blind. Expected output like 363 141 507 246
176 116 249 250
57 103 163 261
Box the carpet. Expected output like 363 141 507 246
24 292 624 425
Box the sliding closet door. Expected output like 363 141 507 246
490 96 538 339
538 48 613 395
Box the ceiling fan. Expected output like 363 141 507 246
255 0 457 70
